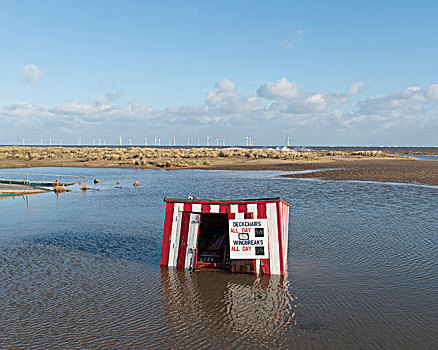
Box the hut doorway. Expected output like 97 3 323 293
196 213 230 271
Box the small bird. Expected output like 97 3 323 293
94 179 100 184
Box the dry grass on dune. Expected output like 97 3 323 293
0 146 394 169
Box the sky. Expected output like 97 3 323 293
0 0 437 146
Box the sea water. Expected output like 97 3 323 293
0 167 437 349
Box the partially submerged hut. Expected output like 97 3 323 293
160 197 291 275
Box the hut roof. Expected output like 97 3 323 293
164 197 291 207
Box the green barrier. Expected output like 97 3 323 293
0 193 23 197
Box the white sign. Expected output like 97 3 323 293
229 219 269 259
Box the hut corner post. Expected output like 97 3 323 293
160 202 174 266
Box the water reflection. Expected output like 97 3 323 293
160 268 300 349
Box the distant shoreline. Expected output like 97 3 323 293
0 146 437 186
1 144 437 153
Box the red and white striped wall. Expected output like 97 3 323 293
160 197 291 275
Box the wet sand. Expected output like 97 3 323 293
278 159 438 186
0 146 436 186
201 158 438 186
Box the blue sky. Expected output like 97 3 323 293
0 0 437 146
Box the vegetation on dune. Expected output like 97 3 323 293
0 146 393 169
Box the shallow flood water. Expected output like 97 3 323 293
0 167 437 349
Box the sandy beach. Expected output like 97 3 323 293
0 146 436 186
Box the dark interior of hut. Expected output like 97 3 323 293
196 214 231 271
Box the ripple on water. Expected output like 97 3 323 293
0 167 437 349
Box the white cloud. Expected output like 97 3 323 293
0 79 437 145
281 30 305 49
51 101 98 116
258 78 365 114
215 79 235 92
285 91 350 114
205 79 259 114
424 84 438 99
19 64 43 84
357 86 430 114
330 85 438 136
348 81 365 96
0 102 33 115
257 78 302 100
95 90 126 106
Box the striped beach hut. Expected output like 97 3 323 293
160 197 291 275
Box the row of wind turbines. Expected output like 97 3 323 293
21 136 292 147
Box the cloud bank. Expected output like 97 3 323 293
1 79 437 145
